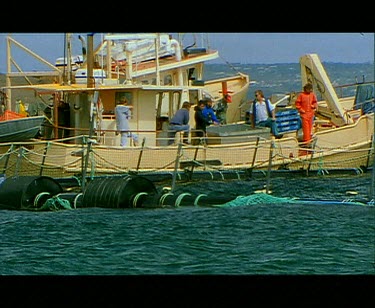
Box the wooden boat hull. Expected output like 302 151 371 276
203 72 251 123
0 116 44 142
0 113 372 179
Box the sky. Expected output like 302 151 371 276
0 32 373 73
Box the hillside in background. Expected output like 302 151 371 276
204 62 375 100
1 62 374 112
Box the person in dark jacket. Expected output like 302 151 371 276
41 102 54 139
192 100 211 145
57 100 71 139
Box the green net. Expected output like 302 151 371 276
40 196 73 211
216 193 297 207
214 192 370 208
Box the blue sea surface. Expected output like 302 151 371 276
205 62 375 100
0 199 373 275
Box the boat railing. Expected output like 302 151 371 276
300 80 375 103
96 128 273 147
1 129 372 183
39 126 219 147
334 80 374 99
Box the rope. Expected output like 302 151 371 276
218 54 243 75
0 134 372 178
194 194 207 207
132 192 148 208
73 193 83 209
174 193 191 207
33 192 51 207
159 192 174 207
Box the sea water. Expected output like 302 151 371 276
0 200 373 275
0 173 373 275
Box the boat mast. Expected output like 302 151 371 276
87 33 94 88
155 33 160 86
5 35 12 110
66 33 72 85
299 54 354 126
78 35 87 62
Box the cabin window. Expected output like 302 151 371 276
156 91 182 118
189 90 200 105
188 68 195 81
157 92 170 118
115 92 133 106
164 75 172 85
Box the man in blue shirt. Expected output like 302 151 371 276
168 101 192 145
202 98 220 126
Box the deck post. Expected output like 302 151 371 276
188 145 200 180
307 138 318 175
1 144 14 175
266 138 275 194
15 146 25 177
171 143 183 192
39 142 51 176
136 137 146 172
81 138 93 191
370 133 375 201
251 137 260 168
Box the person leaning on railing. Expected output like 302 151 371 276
192 100 211 145
41 101 54 140
168 101 192 145
202 97 220 126
57 100 71 139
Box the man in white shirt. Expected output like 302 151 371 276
115 97 139 147
248 90 282 138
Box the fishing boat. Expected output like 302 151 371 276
0 33 373 184
0 109 44 142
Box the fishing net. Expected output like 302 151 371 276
216 193 296 207
214 192 371 208
40 196 73 211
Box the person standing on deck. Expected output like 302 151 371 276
115 97 139 147
248 90 281 138
295 83 317 145
41 100 54 140
168 101 192 145
202 98 220 126
213 93 231 124
16 99 28 117
192 100 211 145
57 100 71 139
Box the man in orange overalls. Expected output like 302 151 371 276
295 83 318 145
